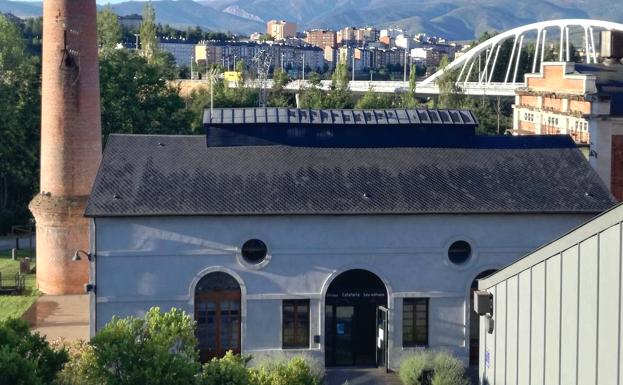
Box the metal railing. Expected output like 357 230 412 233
0 272 27 295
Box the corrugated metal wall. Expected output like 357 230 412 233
480 208 623 385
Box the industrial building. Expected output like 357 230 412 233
84 107 614 368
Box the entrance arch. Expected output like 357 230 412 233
324 269 388 367
469 269 497 366
194 271 241 361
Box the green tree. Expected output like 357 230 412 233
87 308 200 385
434 56 467 109
400 64 418 108
269 68 293 107
97 4 122 55
355 87 393 109
298 72 325 108
0 318 68 385
99 49 192 137
139 1 158 64
325 62 353 109
0 14 40 233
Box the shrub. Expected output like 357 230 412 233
399 351 433 385
54 339 102 385
0 318 68 385
87 307 200 385
399 351 468 385
198 351 251 385
431 352 469 385
250 355 324 385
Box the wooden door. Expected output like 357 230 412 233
195 273 241 361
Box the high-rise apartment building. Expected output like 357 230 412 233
305 29 337 49
267 20 297 40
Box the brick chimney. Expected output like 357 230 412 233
29 0 101 294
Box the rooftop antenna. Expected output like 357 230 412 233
206 67 220 122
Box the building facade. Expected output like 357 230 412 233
478 203 623 385
160 42 195 67
512 62 623 200
85 108 614 369
305 29 337 49
267 20 297 40
194 41 324 72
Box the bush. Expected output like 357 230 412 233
198 351 251 385
54 339 102 385
399 351 433 385
399 351 468 385
0 318 68 385
431 352 469 385
250 355 324 385
85 307 200 385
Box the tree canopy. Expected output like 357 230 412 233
0 14 40 233
99 49 192 137
97 4 122 54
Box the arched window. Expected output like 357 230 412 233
195 272 241 361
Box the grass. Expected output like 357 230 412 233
0 249 38 321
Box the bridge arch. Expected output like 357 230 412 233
420 19 623 87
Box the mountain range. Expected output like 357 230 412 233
1 0 620 40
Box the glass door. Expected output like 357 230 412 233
334 306 355 366
376 306 389 371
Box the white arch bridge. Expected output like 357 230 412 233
224 19 623 97
419 19 623 93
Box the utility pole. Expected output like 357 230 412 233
190 55 193 79
233 55 237 70
403 49 408 82
134 33 140 50
352 48 355 82
302 53 305 80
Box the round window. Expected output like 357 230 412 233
448 240 472 265
241 239 268 264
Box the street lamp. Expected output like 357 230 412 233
352 48 355 82
72 250 94 262
190 55 194 79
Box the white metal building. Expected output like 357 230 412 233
478 203 623 385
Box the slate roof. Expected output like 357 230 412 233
85 134 615 217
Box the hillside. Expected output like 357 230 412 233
1 0 620 39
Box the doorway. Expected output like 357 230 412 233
194 271 241 362
325 269 388 367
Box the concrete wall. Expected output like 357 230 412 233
479 205 623 385
92 213 594 369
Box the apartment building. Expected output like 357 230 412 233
267 20 297 40
305 29 338 49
